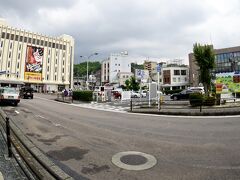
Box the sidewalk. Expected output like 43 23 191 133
0 127 27 180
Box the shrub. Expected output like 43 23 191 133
189 93 203 106
73 90 93 101
203 96 216 106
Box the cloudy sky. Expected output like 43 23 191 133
0 0 240 64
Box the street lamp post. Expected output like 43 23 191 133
80 52 98 90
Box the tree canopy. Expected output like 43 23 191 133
193 43 215 96
74 61 101 78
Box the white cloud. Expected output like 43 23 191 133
0 0 240 64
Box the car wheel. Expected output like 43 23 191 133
173 96 178 100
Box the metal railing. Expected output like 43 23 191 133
0 109 73 180
129 97 240 114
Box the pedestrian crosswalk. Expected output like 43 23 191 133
71 102 129 113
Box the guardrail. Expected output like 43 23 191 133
0 109 73 180
129 97 240 115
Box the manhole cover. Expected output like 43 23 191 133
120 154 147 165
112 151 157 171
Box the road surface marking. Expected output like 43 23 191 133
15 110 19 114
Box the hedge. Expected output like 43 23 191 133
189 93 203 107
73 90 93 101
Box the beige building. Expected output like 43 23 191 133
0 18 74 92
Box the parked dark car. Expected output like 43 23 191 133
20 87 34 99
170 89 194 100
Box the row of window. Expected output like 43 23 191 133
173 70 187 75
1 32 66 50
216 52 240 61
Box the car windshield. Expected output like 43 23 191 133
2 88 18 94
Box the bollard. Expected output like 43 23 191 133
6 117 12 158
130 99 133 112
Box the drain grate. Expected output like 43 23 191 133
112 151 157 171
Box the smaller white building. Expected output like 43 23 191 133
160 64 189 91
101 52 131 85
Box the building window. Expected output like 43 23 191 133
174 70 180 75
47 75 49 80
37 39 40 45
41 40 44 46
48 58 50 64
32 38 36 44
62 68 64 73
10 34 14 40
52 43 55 48
10 42 12 49
18 53 20 59
1 32 5 38
63 60 64 65
63 52 65 58
8 61 10 67
55 59 57 64
15 35 19 41
17 62 20 69
55 75 57 81
47 66 49 71
19 36 23 42
9 52 11 58
55 67 57 72
24 37 27 43
19 44 21 50
0 50 2 57
115 64 117 66
45 41 48 46
181 70 186 75
0 41 3 47
63 45 66 50
6 33 10 39
56 51 58 56
48 42 52 48
173 78 176 82
28 38 31 44
56 44 59 49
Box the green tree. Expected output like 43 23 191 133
193 43 215 96
74 61 101 78
125 76 140 91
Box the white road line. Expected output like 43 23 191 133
15 110 19 114
35 115 46 119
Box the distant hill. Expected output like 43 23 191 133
74 61 101 78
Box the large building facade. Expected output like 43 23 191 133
189 45 240 87
101 52 132 86
0 19 74 92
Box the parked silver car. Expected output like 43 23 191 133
0 87 20 106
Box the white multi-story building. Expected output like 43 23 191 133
101 52 132 86
0 18 74 92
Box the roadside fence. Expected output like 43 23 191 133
0 109 73 180
129 97 240 114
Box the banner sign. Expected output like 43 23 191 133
25 46 43 82
215 72 240 93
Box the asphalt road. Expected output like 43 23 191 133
2 94 240 180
